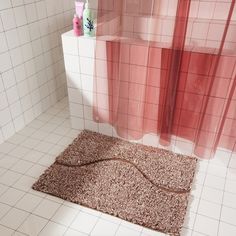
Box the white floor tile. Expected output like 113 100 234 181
57 137 74 146
116 225 141 236
70 211 98 234
51 205 78 226
26 164 45 178
28 120 45 129
66 130 81 139
187 196 200 213
0 202 11 219
63 200 83 210
221 206 236 226
81 206 102 217
0 208 29 229
28 188 46 198
13 175 35 192
40 123 58 132
100 212 122 224
191 232 207 236
0 225 14 236
21 138 40 149
229 158 236 169
47 145 65 156
0 142 16 154
191 183 203 198
226 169 236 181
15 193 42 212
121 220 143 232
9 146 30 159
194 214 218 236
18 127 36 137
90 218 119 236
10 160 33 174
34 141 54 153
218 222 236 236
31 130 49 140
198 199 221 220
44 133 63 144
223 192 236 209
192 172 205 186
18 214 48 235
65 228 88 236
0 170 22 186
39 221 67 236
142 227 166 236
13 231 29 235
45 194 64 204
207 164 227 178
183 211 196 230
33 199 61 219
7 134 25 145
204 174 225 190
225 179 236 194
54 126 70 136
0 183 8 196
201 186 224 204
0 167 6 176
0 156 18 169
22 150 44 163
38 154 55 166
37 114 54 122
180 227 192 236
0 188 25 206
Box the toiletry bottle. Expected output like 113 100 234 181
73 14 82 36
75 1 84 19
83 0 95 37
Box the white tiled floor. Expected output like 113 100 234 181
0 97 236 236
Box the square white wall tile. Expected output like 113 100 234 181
78 37 95 58
80 57 95 76
64 54 80 73
66 71 82 89
71 116 84 130
69 103 84 118
62 34 79 55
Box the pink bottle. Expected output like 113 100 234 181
73 14 82 36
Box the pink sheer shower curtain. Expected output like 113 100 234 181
93 0 236 159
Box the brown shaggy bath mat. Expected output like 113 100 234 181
32 130 197 235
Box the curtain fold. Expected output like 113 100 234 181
194 0 236 158
93 0 236 159
159 0 192 146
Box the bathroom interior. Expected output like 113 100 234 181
0 0 236 235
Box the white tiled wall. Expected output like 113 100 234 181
0 0 75 143
62 32 95 132
95 0 236 52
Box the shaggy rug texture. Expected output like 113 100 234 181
32 130 197 235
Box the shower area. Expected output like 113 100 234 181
63 0 236 160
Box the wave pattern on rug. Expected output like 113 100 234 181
32 130 198 235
